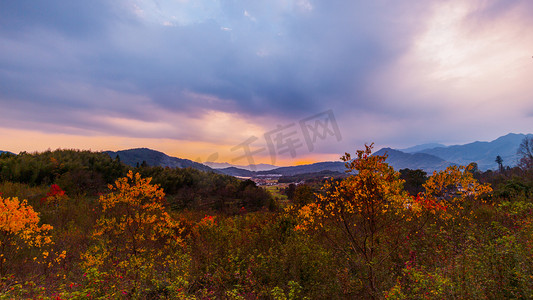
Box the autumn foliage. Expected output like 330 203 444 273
295 144 493 298
91 171 182 256
0 196 53 276
296 144 412 297
0 147 532 299
40 184 67 205
82 170 187 297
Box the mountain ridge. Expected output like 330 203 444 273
104 148 219 173
257 161 346 176
375 148 452 172
416 133 532 170
399 143 446 153
98 133 531 176
204 162 279 172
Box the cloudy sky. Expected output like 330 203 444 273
1 0 532 166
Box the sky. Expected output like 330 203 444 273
1 0 532 166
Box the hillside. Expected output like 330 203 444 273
218 167 255 177
418 133 532 170
374 148 452 172
105 148 217 173
2 145 531 299
399 143 446 153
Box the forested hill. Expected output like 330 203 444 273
0 149 125 193
0 149 273 211
105 148 217 173
374 148 452 172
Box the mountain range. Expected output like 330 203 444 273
203 162 279 172
217 133 531 175
2 133 530 177
416 133 530 170
381 133 531 172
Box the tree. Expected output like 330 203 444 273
422 164 492 222
495 155 504 172
399 169 427 196
0 196 53 277
90 171 183 257
285 183 296 200
296 144 412 298
40 184 67 205
518 136 533 171
83 171 186 296
295 145 493 298
293 184 315 206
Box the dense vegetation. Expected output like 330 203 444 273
0 139 532 299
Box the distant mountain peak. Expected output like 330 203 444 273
101 133 532 177
374 147 451 172
104 148 218 173
203 162 279 172
417 133 533 170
